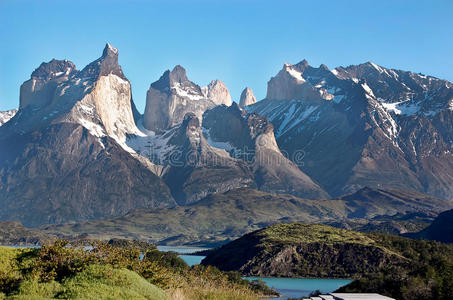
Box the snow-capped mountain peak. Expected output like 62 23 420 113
143 65 233 132
6 44 143 153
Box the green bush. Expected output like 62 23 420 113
0 240 268 300
143 250 187 271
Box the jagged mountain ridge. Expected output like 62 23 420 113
248 59 453 199
0 44 175 227
2 44 453 227
128 68 329 204
6 43 144 150
143 65 232 133
0 45 331 225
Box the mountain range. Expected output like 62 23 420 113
0 44 452 229
248 60 453 199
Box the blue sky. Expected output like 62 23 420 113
1 0 452 111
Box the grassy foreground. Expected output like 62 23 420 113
0 240 275 300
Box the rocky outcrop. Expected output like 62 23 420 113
0 44 175 227
203 79 232 106
0 109 17 126
202 104 328 199
239 87 256 106
249 60 453 200
161 113 256 204
266 60 334 102
19 59 77 109
143 66 232 132
78 43 126 80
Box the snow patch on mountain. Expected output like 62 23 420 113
276 102 319 137
0 109 18 126
380 99 420 116
284 63 305 82
77 117 106 137
369 62 384 73
126 125 177 164
202 127 236 153
172 82 205 101
361 83 376 98
449 99 453 111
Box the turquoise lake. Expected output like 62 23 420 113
158 246 352 299
157 246 207 266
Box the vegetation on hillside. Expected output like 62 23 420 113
337 233 453 300
0 240 275 299
202 223 453 300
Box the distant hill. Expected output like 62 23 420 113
405 209 453 243
40 188 450 247
0 221 53 245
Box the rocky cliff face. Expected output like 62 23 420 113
7 43 143 151
159 113 255 204
203 79 232 106
143 66 231 133
248 60 453 200
0 109 17 126
0 44 175 227
239 87 257 107
266 61 335 102
19 59 77 109
202 104 328 199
